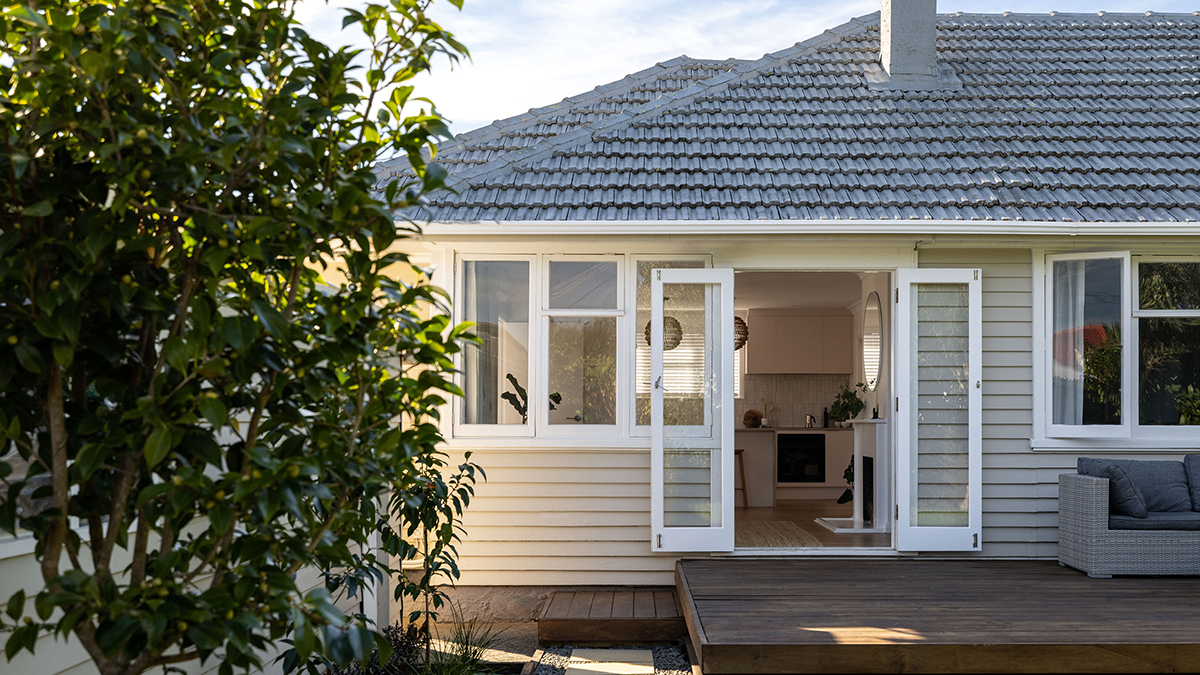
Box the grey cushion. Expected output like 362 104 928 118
1105 458 1193 512
1185 455 1200 511
1077 458 1148 518
1109 510 1200 531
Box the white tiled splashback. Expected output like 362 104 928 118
736 373 850 428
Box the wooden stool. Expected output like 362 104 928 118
734 448 747 509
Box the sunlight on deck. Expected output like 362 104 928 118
798 626 927 644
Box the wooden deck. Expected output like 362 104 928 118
538 589 687 646
677 558 1200 674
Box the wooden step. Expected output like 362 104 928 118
537 589 687 647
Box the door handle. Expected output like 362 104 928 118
655 376 666 391
571 414 582 422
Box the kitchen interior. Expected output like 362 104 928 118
733 271 891 549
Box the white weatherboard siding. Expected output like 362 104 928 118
449 447 675 585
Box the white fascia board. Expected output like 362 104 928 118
411 219 1200 238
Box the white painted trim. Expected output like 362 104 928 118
418 220 1200 239
1031 248 1047 442
894 268 983 553
651 268 735 553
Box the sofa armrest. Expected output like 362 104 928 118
1058 472 1110 533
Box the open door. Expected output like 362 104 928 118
651 268 735 552
894 269 983 552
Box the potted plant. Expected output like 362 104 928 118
829 382 867 427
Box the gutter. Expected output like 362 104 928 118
409 219 1200 239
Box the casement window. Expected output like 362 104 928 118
1044 252 1200 439
454 254 709 438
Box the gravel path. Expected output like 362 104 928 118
533 645 691 675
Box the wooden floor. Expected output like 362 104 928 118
677 558 1200 673
538 589 687 646
737 499 891 548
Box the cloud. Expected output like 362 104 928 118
297 0 1200 135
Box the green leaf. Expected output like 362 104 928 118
52 343 73 368
6 624 35 660
209 501 231 534
78 50 104 76
250 298 288 338
221 316 258 352
143 427 173 468
6 589 25 621
163 336 187 372
19 200 52 217
198 397 227 428
14 344 45 374
5 6 46 28
74 443 108 481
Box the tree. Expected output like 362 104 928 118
0 1 478 674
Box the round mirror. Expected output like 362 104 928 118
863 291 882 392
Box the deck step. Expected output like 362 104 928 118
537 590 686 647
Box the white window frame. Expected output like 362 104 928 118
629 255 712 438
1130 255 1200 439
452 254 537 439
1042 251 1133 439
537 254 627 438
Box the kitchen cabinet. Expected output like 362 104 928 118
746 310 853 374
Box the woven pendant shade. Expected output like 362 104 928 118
644 316 684 351
734 316 749 350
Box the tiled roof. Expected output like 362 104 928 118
385 11 1200 222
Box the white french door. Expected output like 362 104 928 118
650 267 735 552
894 269 983 552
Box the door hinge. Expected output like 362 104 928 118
895 505 899 519
974 270 980 281
895 397 899 412
973 533 979 548
895 288 899 303
657 534 662 548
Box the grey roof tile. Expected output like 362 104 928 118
397 12 1200 222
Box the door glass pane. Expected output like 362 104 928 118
461 261 529 425
1051 259 1122 425
1139 262 1200 310
912 283 969 527
636 260 704 425
547 317 616 425
548 261 617 310
663 281 724 528
1140 318 1200 425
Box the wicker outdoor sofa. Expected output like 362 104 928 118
1058 457 1200 578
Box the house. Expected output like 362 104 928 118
376 1 1200 596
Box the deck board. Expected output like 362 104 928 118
538 589 687 646
677 559 1200 673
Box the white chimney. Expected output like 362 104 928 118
880 0 938 84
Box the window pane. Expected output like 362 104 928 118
461 261 529 425
635 260 705 425
1140 262 1200 310
548 261 617 310
1051 259 1122 425
1140 318 1200 425
548 317 617 425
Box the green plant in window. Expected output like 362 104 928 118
1169 384 1200 425
501 373 561 424
1083 323 1123 423
829 382 867 422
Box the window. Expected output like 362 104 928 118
455 254 708 437
633 259 707 427
1043 252 1200 439
1136 261 1200 427
458 259 532 434
544 259 621 428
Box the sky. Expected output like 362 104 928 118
296 0 1200 135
